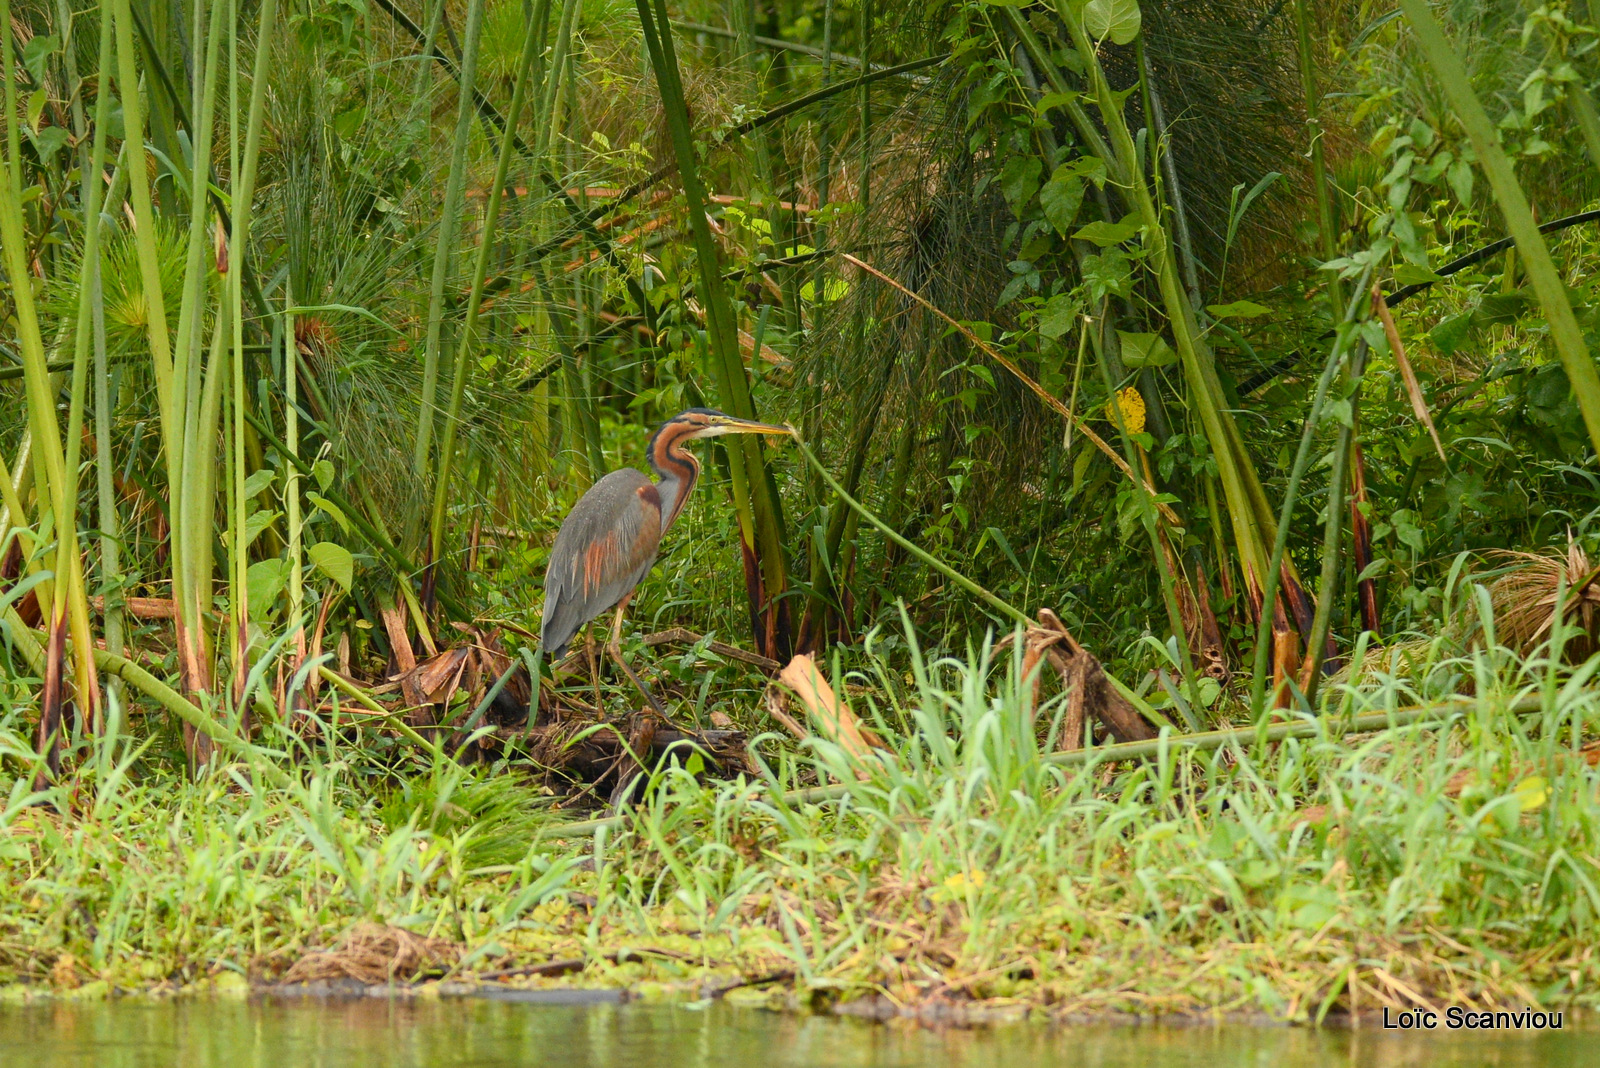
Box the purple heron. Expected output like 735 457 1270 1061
540 408 791 711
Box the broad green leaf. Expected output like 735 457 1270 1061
21 35 59 85
1074 216 1141 247
308 542 354 592
312 459 335 492
245 558 289 610
222 509 281 551
1083 0 1141 45
28 127 69 167
1117 331 1176 369
1039 294 1081 340
1062 155 1108 188
26 88 46 131
1429 312 1474 355
1446 156 1474 204
1391 264 1444 286
307 492 352 535
1040 168 1086 236
1081 249 1134 300
1205 300 1271 319
242 468 277 499
243 509 280 551
801 277 850 303
998 155 1042 216
1034 91 1079 116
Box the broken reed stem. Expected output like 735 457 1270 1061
544 694 1546 838
1371 285 1445 462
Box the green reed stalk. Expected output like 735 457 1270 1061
162 0 229 756
637 0 792 652
225 0 279 715
1089 311 1203 713
1399 0 1600 458
1058 5 1280 614
428 0 548 573
412 0 487 480
1247 270 1372 718
0 0 100 745
87 3 125 707
62 0 121 726
1303 339 1370 702
285 284 305 687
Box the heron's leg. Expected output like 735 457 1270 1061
607 594 666 716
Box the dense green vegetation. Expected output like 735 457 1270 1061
4 0 1600 1019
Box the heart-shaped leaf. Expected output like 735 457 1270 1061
1083 0 1141 45
245 558 289 610
308 542 354 592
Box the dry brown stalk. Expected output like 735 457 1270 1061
88 596 177 619
380 599 430 725
1372 285 1445 462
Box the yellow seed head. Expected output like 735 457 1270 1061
1106 386 1146 436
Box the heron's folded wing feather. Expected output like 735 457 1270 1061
540 469 663 656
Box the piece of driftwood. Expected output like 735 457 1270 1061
641 627 783 672
1034 610 1158 747
89 596 178 619
510 723 749 781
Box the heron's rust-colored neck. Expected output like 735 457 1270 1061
647 418 702 530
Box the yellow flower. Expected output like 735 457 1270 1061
1106 386 1146 436
943 870 987 892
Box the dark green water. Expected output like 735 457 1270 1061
2 998 1595 1067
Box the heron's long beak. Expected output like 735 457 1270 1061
707 416 793 437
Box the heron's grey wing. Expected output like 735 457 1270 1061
541 469 663 657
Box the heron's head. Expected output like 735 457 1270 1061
668 408 792 441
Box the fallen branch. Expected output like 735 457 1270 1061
641 627 782 671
